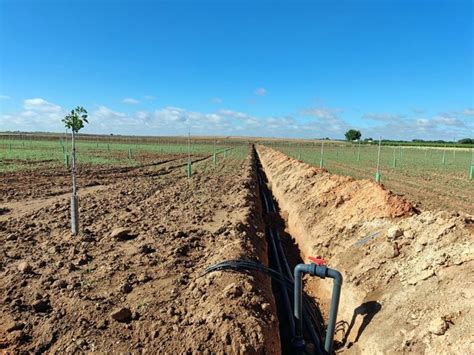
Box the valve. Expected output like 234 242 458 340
308 256 327 266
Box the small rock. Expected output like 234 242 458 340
261 303 271 312
137 274 152 283
334 196 344 208
387 226 403 240
120 282 133 294
110 228 135 241
17 261 32 274
429 317 448 335
111 307 132 323
53 280 68 289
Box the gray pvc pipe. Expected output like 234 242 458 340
294 263 343 354
294 263 317 349
325 268 342 354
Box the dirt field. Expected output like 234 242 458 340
0 149 281 353
1 143 473 354
257 145 474 354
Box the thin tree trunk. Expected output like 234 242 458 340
70 130 79 235
72 130 77 195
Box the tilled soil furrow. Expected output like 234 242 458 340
0 149 281 353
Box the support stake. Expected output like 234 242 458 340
71 195 79 235
320 141 324 168
375 137 382 183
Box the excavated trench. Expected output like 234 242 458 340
254 147 328 354
254 144 474 354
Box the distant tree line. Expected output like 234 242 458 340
412 138 473 144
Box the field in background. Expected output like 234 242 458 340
1 133 472 213
266 141 473 214
0 133 246 173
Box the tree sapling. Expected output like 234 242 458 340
62 106 88 235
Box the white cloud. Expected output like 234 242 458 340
300 107 347 133
24 98 62 113
218 109 251 120
123 98 140 104
301 107 343 120
144 95 155 100
362 113 405 122
461 108 474 116
432 115 465 126
254 88 267 96
2 97 472 140
362 114 472 140
135 111 150 120
94 105 127 119
0 98 66 131
211 97 223 104
0 94 11 100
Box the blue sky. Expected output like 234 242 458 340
0 0 472 139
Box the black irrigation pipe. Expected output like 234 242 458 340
267 227 296 338
203 259 325 348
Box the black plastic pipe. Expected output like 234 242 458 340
267 228 296 338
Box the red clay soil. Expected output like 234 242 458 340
257 145 473 354
0 151 281 353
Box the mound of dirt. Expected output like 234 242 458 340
0 152 280 353
257 145 474 354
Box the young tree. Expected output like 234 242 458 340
62 106 88 235
345 129 362 141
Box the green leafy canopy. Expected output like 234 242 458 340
345 129 362 141
62 106 88 133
